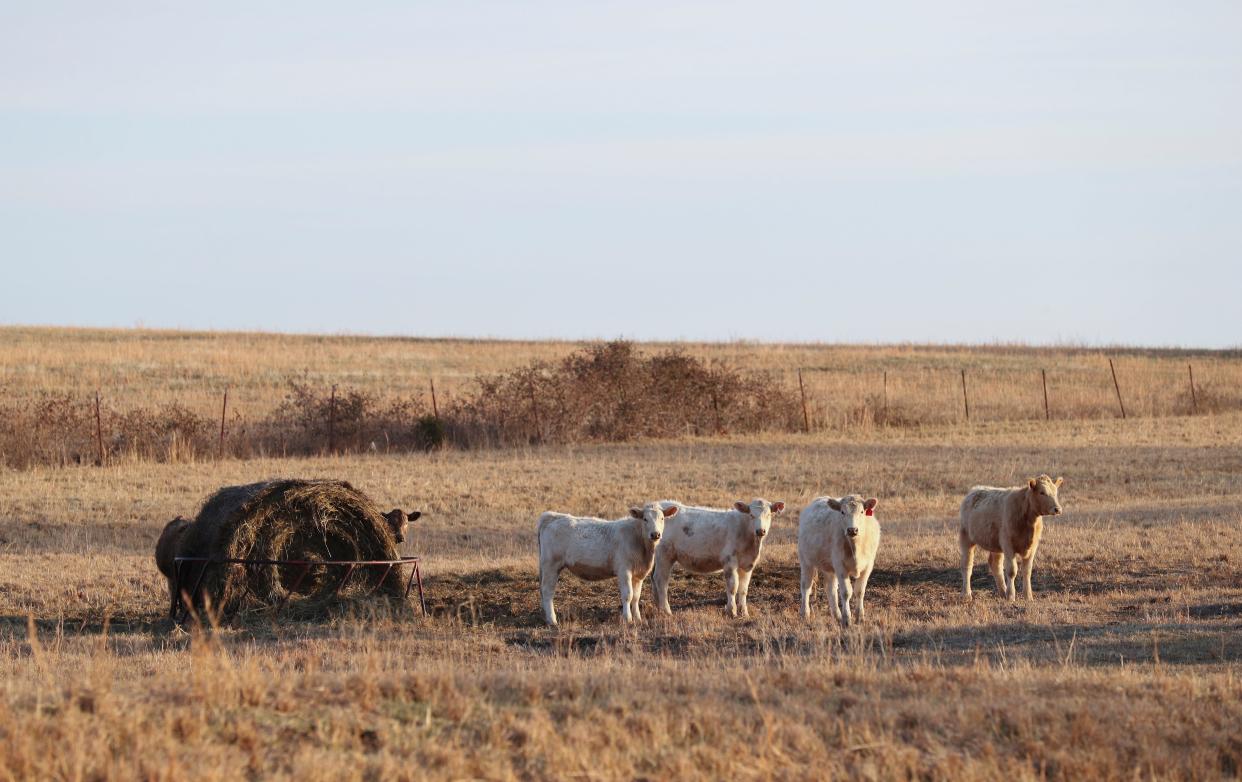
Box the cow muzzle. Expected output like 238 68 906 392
1051 507 1062 516
755 529 767 538
650 532 662 541
846 527 860 538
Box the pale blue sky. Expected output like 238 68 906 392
3 2 1240 345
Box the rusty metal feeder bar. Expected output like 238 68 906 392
171 555 426 621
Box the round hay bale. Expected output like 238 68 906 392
186 479 407 615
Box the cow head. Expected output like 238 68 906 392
630 502 675 542
1027 475 1064 517
154 516 192 579
732 498 786 539
826 495 878 539
383 508 422 544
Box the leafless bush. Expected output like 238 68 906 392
447 341 802 447
263 382 432 455
0 391 96 468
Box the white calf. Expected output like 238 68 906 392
652 498 785 617
537 502 676 626
798 495 880 628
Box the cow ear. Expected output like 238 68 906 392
863 498 878 512
630 507 644 520
734 501 751 514
771 501 785 514
662 505 678 518
407 511 422 521
1028 478 1038 490
1054 477 1064 487
826 498 842 511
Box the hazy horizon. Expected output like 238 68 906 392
3 322 1237 353
4 3 1240 347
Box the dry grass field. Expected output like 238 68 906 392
2 329 1241 779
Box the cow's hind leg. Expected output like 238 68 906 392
652 552 674 615
540 566 560 627
960 531 976 599
855 565 874 624
987 551 1006 597
800 565 817 619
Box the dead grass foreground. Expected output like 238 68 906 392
0 414 1240 779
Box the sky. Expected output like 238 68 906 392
2 1 1240 346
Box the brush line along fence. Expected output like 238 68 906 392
0 351 1235 470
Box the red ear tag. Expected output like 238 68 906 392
865 508 874 516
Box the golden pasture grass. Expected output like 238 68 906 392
1 410 1241 778
2 326 1240 427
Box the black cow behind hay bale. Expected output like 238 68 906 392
165 478 419 617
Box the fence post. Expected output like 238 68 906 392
218 386 229 459
960 369 970 422
327 384 337 453
429 378 439 419
1108 358 1127 419
1188 364 1198 413
797 369 810 433
1041 369 1050 421
94 391 105 466
882 370 888 417
711 390 721 434
528 378 541 440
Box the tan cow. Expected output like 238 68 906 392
959 474 1064 602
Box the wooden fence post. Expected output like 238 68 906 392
797 369 810 432
528 378 541 440
1188 364 1198 413
429 378 439 419
960 369 970 422
94 391 105 466
327 384 337 452
1108 358 1127 419
218 386 229 459
1041 369 1050 421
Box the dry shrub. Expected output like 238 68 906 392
264 382 431 455
112 402 212 462
447 341 801 447
176 479 407 617
0 391 95 468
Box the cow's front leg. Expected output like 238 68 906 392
631 576 645 622
737 566 754 618
724 567 739 617
1001 551 1018 602
618 570 634 623
828 573 842 621
837 574 854 629
1022 543 1039 601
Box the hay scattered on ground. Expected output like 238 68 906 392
176 479 408 616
